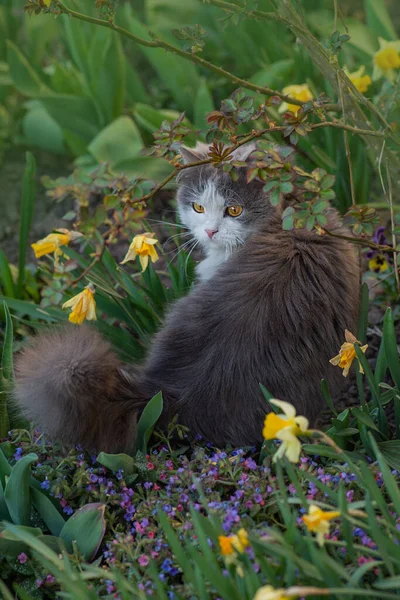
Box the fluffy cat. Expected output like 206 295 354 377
14 143 360 453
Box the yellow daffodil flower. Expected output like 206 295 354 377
343 66 372 94
262 399 309 464
253 586 293 600
219 528 249 556
373 38 400 82
62 283 97 325
31 229 82 261
302 504 340 546
368 254 389 273
279 84 313 115
120 233 159 272
329 329 368 377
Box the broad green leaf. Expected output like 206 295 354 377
194 78 214 131
96 452 137 475
59 502 106 561
113 156 175 181
1 301 13 382
365 0 397 41
0 250 15 298
0 296 68 323
0 480 11 521
6 39 51 97
383 308 400 390
88 116 143 167
377 440 400 472
4 453 38 525
122 6 200 117
17 151 36 297
40 94 101 141
31 488 65 537
134 391 163 454
0 525 41 558
22 103 65 155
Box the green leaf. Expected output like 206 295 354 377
122 6 201 118
321 378 337 416
365 0 397 41
383 308 400 390
96 452 137 476
22 103 65 155
59 503 106 561
134 391 163 454
6 39 51 97
4 453 38 525
0 250 15 299
352 407 381 433
194 78 214 131
1 301 13 382
17 151 36 297
40 94 101 141
31 488 65 537
0 525 42 558
376 440 400 472
88 116 143 167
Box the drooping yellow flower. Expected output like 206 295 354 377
343 66 372 94
262 399 309 464
120 232 159 272
302 504 340 546
253 586 293 600
329 329 368 377
369 254 389 273
279 84 313 115
373 38 400 82
62 283 97 325
219 528 249 556
31 229 77 260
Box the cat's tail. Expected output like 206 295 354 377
14 325 147 453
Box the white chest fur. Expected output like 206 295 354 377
196 247 229 281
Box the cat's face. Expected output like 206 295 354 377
177 143 275 256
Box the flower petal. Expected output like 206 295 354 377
269 399 296 419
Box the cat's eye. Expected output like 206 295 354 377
226 205 243 217
193 202 205 213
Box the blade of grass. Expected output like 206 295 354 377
17 152 36 298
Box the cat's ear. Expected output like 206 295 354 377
230 142 257 162
180 143 210 164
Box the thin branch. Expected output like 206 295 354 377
323 228 395 254
336 66 356 206
57 2 307 107
71 244 105 286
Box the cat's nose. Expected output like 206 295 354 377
205 229 218 239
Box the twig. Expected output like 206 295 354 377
385 160 400 296
71 244 106 286
336 66 356 206
323 228 396 254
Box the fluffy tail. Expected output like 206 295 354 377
14 325 146 453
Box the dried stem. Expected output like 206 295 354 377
323 228 396 254
71 244 105 286
336 68 356 206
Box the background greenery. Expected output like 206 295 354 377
1 0 400 598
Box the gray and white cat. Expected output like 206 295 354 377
178 143 256 281
14 143 360 453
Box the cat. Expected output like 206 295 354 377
14 143 360 453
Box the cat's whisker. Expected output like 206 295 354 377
166 238 198 269
163 231 193 247
184 240 199 275
145 218 190 230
